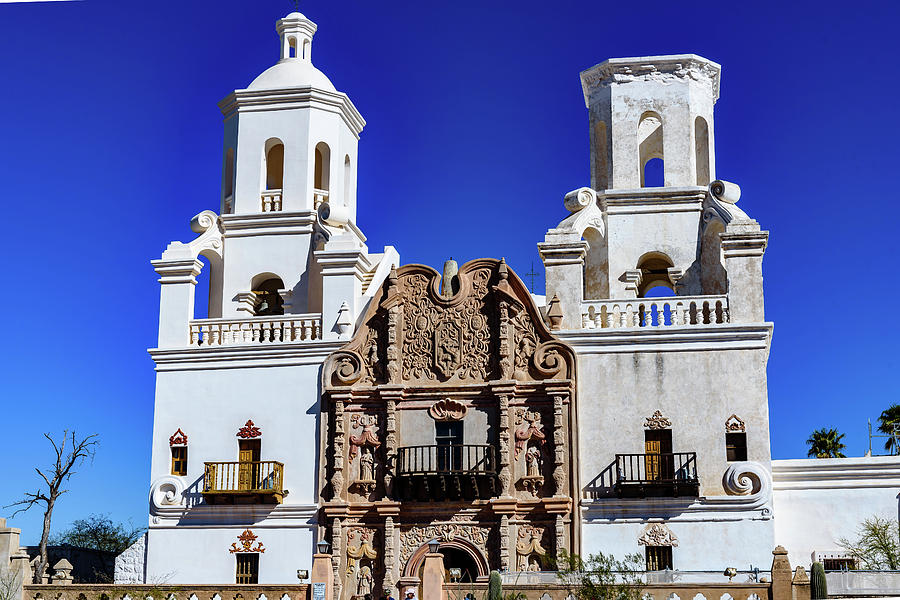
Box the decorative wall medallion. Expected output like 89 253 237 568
168 428 188 446
229 529 265 553
429 398 468 421
516 525 547 571
638 523 678 547
514 410 546 457
725 414 745 432
237 420 261 438
644 410 672 430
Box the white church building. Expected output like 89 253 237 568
121 9 900 592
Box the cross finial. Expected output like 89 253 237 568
288 0 300 10
523 261 540 294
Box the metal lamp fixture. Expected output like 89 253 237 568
427 538 440 554
317 539 331 555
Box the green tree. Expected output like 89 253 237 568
51 514 145 554
556 550 644 600
838 515 900 569
878 404 900 455
806 428 847 458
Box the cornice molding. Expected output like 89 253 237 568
557 322 773 355
599 187 706 216
772 456 900 490
221 211 317 238
219 87 365 138
149 340 343 371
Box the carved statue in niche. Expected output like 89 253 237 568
346 528 378 598
516 526 547 572
349 414 381 494
515 410 546 496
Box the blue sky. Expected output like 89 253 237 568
1 0 898 544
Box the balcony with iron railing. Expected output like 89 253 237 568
189 314 322 346
395 444 497 501
202 460 284 504
582 295 728 330
614 452 699 498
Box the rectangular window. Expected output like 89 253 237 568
823 558 856 571
726 432 748 462
435 421 463 472
235 553 259 584
645 546 673 571
170 446 187 476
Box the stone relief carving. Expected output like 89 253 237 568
229 529 265 553
638 523 678 548
516 525 548 571
346 528 377 597
349 415 381 494
725 414 746 432
428 398 467 421
324 260 575 389
514 410 546 457
149 476 185 510
399 524 489 567
644 411 672 430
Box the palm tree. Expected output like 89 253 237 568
878 404 900 455
806 428 847 458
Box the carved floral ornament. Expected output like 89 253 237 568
322 259 575 390
237 420 261 439
229 529 265 553
346 528 378 573
516 525 547 571
429 398 467 421
168 428 188 446
725 414 746 432
399 523 489 566
644 410 672 430
638 523 678 548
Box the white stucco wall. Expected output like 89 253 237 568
772 456 900 569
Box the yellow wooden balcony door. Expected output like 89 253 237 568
238 440 261 491
644 430 672 482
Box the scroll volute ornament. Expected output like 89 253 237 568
429 398 467 421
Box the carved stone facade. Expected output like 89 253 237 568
321 259 577 598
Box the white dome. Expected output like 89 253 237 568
248 59 336 92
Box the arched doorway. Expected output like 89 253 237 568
435 547 479 583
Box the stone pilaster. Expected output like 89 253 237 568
332 518 344 600
151 257 203 348
499 515 510 571
552 395 566 497
720 220 768 323
538 239 588 330
555 514 565 564
332 398 346 500
383 516 395 592
499 394 512 497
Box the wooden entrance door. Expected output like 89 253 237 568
238 440 261 490
644 430 672 481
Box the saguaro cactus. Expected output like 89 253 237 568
811 562 828 599
488 570 503 600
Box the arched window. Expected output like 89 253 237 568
288 37 297 59
223 148 235 213
302 39 310 60
638 111 664 187
695 116 710 186
264 140 284 190
583 226 608 300
251 275 285 316
314 142 331 192
636 252 675 297
343 155 351 206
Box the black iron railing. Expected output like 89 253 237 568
397 444 496 476
614 452 699 497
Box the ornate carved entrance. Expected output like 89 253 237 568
321 259 578 599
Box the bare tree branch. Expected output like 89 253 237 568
3 430 99 584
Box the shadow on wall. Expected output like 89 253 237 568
25 546 116 583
